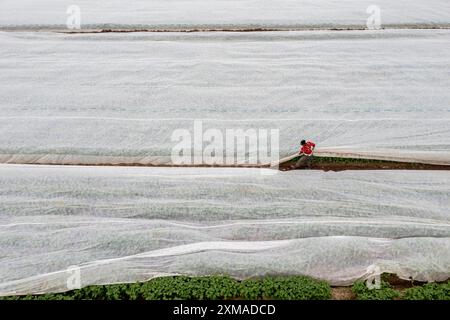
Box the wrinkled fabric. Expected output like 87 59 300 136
1 0 450 297
1 0 449 30
0 165 449 295
1 30 449 165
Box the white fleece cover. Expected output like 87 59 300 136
0 30 449 165
0 165 449 295
0 0 449 30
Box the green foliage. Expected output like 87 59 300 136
403 282 450 300
241 276 331 300
239 279 264 300
140 276 241 300
352 280 400 300
4 276 450 301
0 275 330 301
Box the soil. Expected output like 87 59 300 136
20 156 450 171
279 157 450 172
330 275 430 300
58 25 450 34
331 287 356 300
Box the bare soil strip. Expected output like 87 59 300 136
10 156 450 171
331 274 437 300
279 156 450 172
57 25 450 34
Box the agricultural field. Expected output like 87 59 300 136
1 30 450 165
0 165 449 296
0 0 449 302
2 274 450 300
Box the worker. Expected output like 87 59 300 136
291 139 316 169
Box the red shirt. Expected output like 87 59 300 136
299 141 316 155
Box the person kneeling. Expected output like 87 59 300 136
291 139 316 169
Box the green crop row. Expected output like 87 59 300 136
0 275 331 300
352 280 450 300
2 276 449 300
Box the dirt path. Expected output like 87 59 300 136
7 156 449 171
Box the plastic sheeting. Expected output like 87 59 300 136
0 165 449 295
1 30 449 165
1 0 449 30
